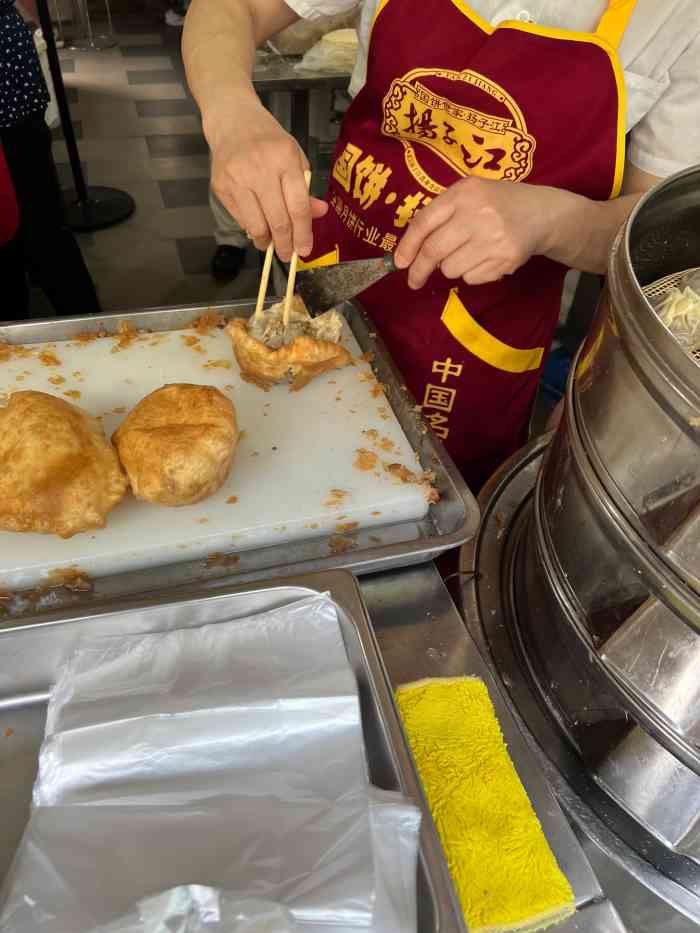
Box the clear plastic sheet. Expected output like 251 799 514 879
0 596 385 931
90 890 298 933
37 596 367 808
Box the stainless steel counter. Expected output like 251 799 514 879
361 563 628 932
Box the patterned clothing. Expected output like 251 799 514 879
0 0 49 129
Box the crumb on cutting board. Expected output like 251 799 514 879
354 448 378 471
63 390 81 400
203 359 231 370
39 350 62 367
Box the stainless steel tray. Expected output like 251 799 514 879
0 300 478 622
0 569 465 933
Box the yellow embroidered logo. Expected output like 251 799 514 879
381 68 536 194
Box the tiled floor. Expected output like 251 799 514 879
42 12 262 315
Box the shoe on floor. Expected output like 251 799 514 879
211 245 246 282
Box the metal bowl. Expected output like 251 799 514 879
574 166 700 593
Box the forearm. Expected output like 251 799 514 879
182 0 297 146
538 186 643 275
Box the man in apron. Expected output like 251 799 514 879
183 0 700 490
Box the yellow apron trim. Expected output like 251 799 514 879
297 246 339 270
441 288 544 374
596 0 638 50
369 0 394 41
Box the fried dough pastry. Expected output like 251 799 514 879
226 295 352 391
113 384 239 507
0 391 127 538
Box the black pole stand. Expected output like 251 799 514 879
36 0 135 231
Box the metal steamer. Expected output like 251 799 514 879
461 167 700 931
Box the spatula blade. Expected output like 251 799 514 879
296 253 396 315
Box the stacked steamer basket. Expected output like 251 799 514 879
462 166 700 930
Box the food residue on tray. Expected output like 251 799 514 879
205 552 240 568
111 320 140 353
372 510 381 516
44 566 94 593
39 350 61 367
384 462 440 503
323 488 348 508
226 495 238 504
328 534 357 555
354 448 378 471
377 406 390 420
362 428 396 453
196 517 209 524
112 406 126 414
48 375 65 386
203 359 231 370
181 334 206 354
63 390 81 400
4 728 13 738
335 521 359 534
370 535 382 544
14 374 24 382
306 522 319 529
72 370 84 381
359 351 374 363
0 341 33 363
72 331 103 344
193 311 226 335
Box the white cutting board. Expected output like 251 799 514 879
0 320 430 589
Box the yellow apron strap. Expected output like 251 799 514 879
595 0 638 50
441 289 544 374
297 246 339 270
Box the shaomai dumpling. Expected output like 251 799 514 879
226 295 352 391
0 390 127 538
113 383 239 507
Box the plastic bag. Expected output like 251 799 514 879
653 270 700 351
295 30 359 74
0 596 375 931
90 890 298 933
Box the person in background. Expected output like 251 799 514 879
0 141 26 315
0 0 100 318
183 0 700 492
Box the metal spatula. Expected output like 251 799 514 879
296 253 397 315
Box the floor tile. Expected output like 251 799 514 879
120 43 171 57
158 177 210 208
176 235 217 275
127 69 181 85
136 115 201 136
51 120 83 141
135 98 197 117
145 133 208 157
118 55 174 70
126 83 188 101
59 58 75 73
148 154 210 180
65 86 79 104
116 33 164 47
55 161 88 188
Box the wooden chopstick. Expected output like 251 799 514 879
255 241 274 317
283 169 312 330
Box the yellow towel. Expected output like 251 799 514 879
395 677 575 933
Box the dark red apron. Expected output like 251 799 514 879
303 0 635 490
0 144 18 246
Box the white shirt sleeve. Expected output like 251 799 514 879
628 31 700 179
284 0 362 22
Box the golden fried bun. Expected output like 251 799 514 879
113 384 239 507
226 296 352 391
0 391 127 538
